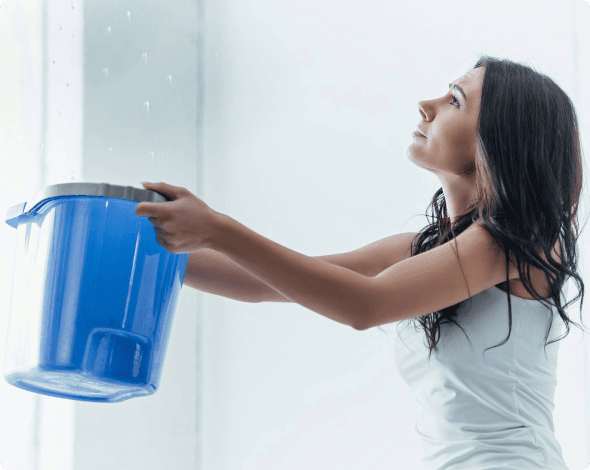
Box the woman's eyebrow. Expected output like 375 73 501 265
449 83 467 102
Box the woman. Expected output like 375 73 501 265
394 56 586 470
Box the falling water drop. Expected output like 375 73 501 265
66 83 69 87
59 25 62 31
142 52 148 64
103 68 109 77
215 52 219 61
149 151 154 163
108 147 113 153
215 32 218 38
166 75 173 84
126 11 131 22
107 26 111 34
70 170 75 181
143 102 150 114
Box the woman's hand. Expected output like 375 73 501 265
134 182 222 254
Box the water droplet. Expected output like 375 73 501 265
107 26 111 34
143 101 150 114
52 61 55 65
215 52 219 61
108 147 113 153
126 11 131 22
70 170 75 181
149 151 154 163
58 108 62 116
39 143 44 150
215 32 218 38
71 2 75 10
59 25 62 31
66 83 69 87
142 52 148 64
166 75 173 84
103 68 109 77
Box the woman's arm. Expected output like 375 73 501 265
209 214 374 330
185 230 418 307
183 249 293 303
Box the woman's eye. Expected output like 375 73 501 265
450 95 459 107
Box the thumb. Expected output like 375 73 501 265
135 201 155 216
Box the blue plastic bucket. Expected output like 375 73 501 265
3 183 189 403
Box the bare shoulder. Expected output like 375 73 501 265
462 222 521 281
465 222 563 283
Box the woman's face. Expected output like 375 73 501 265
407 66 484 177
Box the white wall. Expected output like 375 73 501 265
0 0 79 468
73 0 204 469
201 1 590 469
0 0 589 469
0 0 203 469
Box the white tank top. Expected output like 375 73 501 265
393 283 570 470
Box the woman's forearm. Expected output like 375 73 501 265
183 249 292 303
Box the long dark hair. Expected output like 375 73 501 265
388 56 589 362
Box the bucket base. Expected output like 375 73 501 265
4 367 155 403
